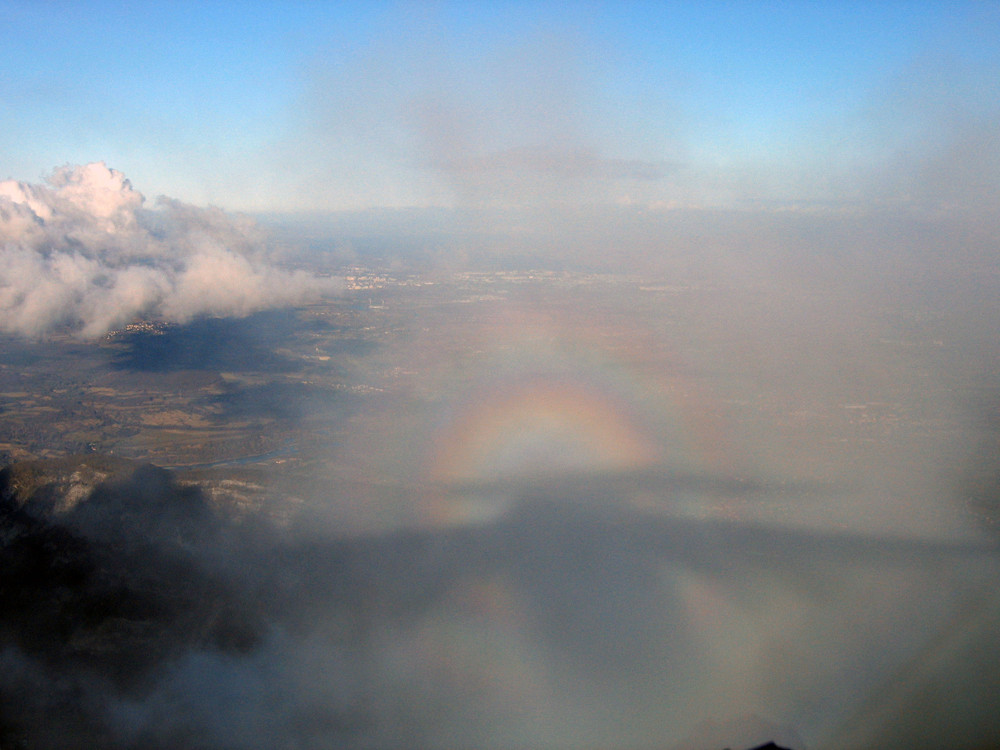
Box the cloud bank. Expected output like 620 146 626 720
0 163 340 338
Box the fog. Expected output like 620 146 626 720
3 191 1000 747
3 8 1000 749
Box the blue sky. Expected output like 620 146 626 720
2 1 997 211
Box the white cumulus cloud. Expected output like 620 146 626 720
0 162 340 338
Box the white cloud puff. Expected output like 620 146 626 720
0 163 340 337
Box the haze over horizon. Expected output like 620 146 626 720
3 1 998 214
3 0 998 337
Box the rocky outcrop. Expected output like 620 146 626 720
0 456 264 716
